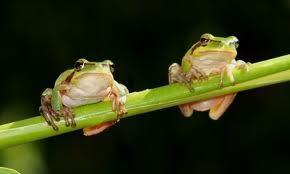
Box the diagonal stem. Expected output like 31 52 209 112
0 54 289 149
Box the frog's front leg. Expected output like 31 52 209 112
185 65 208 81
40 88 59 130
219 59 250 87
83 83 128 136
110 82 129 116
40 85 76 130
169 62 207 85
210 60 249 119
168 63 194 91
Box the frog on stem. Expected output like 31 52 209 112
168 33 249 120
39 59 128 136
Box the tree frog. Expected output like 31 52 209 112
168 33 249 120
39 59 128 136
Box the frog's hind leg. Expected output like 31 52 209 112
178 104 194 117
84 84 128 136
84 83 129 136
209 93 237 120
83 121 115 136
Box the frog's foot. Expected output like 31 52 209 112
235 60 251 72
82 92 127 136
219 60 250 87
181 66 208 91
178 93 237 119
40 94 60 130
62 106 76 128
209 93 237 120
185 64 208 83
178 104 194 117
112 95 127 122
40 95 76 131
168 63 201 91
83 121 115 136
109 89 128 122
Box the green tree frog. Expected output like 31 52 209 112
39 59 128 136
168 33 249 120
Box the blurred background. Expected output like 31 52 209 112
0 0 290 173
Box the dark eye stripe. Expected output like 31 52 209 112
190 42 202 55
101 63 109 67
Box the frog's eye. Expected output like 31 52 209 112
109 63 115 73
200 37 210 46
234 41 239 48
74 60 85 71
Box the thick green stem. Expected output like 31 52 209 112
0 54 289 149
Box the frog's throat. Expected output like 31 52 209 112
196 50 237 60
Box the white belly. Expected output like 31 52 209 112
62 73 113 107
190 54 233 75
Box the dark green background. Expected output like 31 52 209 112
1 0 290 174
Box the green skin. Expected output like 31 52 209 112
168 33 249 120
40 59 128 136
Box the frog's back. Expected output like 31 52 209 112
54 69 74 86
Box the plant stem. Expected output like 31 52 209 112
0 54 289 149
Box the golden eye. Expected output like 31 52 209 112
234 41 239 48
109 63 115 73
101 62 115 73
200 37 210 46
74 60 85 71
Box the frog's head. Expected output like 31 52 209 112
69 58 115 82
54 59 116 87
191 33 239 58
73 58 114 74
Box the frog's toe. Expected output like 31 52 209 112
187 66 207 80
48 107 61 121
219 80 224 88
43 110 59 130
69 109 76 128
63 107 76 128
117 108 127 117
50 120 59 131
115 106 127 122
219 77 235 88
117 110 126 116
236 60 250 72
83 121 115 136
184 82 194 92
63 112 70 127
40 94 61 130
209 93 237 120
40 105 59 130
